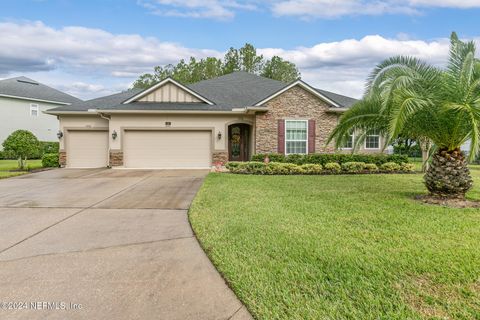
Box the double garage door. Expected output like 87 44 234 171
67 129 211 169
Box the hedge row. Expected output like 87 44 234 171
251 153 409 166
226 161 416 175
41 153 59 168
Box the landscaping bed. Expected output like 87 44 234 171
189 166 480 319
226 160 415 175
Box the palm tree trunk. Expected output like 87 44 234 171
419 137 431 172
424 148 473 199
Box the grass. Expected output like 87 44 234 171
189 166 480 319
0 159 43 179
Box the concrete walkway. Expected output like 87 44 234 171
0 169 251 320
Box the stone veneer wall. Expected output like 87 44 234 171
255 86 338 154
109 150 123 167
212 151 228 166
59 151 67 167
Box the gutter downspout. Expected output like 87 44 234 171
99 113 112 167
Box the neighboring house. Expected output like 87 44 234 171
0 76 81 146
47 71 383 169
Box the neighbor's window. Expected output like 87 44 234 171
365 129 380 149
342 131 354 149
30 104 39 117
285 120 308 154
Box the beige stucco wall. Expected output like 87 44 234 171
108 113 254 152
58 115 109 151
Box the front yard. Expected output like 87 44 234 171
0 159 43 179
189 166 480 319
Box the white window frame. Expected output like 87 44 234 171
341 131 355 150
285 119 308 155
30 103 39 117
364 130 380 150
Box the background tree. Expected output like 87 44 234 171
261 56 300 83
328 32 480 199
2 130 41 170
132 43 300 89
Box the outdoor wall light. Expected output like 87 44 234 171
217 131 222 140
111 130 118 140
57 131 63 139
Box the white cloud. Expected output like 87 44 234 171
0 21 221 77
138 0 257 20
271 0 480 19
259 35 455 97
1 21 476 100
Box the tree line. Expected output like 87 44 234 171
132 43 300 89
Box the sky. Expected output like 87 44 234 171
1 0 480 100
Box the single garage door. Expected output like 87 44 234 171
67 130 108 168
123 130 211 168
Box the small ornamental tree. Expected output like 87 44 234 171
2 130 41 170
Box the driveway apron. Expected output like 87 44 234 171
0 169 251 320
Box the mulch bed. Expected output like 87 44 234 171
415 195 480 208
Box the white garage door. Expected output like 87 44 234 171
124 130 211 168
67 130 108 168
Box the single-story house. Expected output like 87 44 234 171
0 76 81 146
47 71 383 169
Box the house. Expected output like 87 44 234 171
0 76 81 146
47 71 383 169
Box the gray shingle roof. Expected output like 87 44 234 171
187 71 286 107
0 76 81 104
316 88 358 108
49 71 357 113
51 88 143 111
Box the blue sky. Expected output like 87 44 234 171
1 0 480 99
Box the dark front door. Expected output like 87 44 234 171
228 124 250 161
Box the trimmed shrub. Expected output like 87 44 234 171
400 162 416 172
324 162 341 173
364 163 379 172
267 162 290 174
380 162 401 171
300 164 323 174
252 153 409 166
41 153 59 168
341 162 366 173
225 161 242 170
285 154 306 165
245 161 267 174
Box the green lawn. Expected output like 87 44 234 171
189 167 480 319
0 159 43 170
0 159 43 179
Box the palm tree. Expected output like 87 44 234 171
328 33 479 199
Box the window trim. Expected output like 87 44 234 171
341 131 355 150
364 130 380 150
285 119 309 155
30 103 39 117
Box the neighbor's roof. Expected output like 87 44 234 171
0 76 81 104
49 71 357 112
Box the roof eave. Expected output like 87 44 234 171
0 94 73 105
122 78 215 105
254 80 341 108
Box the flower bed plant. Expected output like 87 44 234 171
226 161 415 175
251 153 409 166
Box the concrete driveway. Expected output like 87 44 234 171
0 169 251 320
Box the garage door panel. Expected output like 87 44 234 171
124 131 211 168
67 131 108 168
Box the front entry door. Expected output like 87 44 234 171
228 124 250 161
